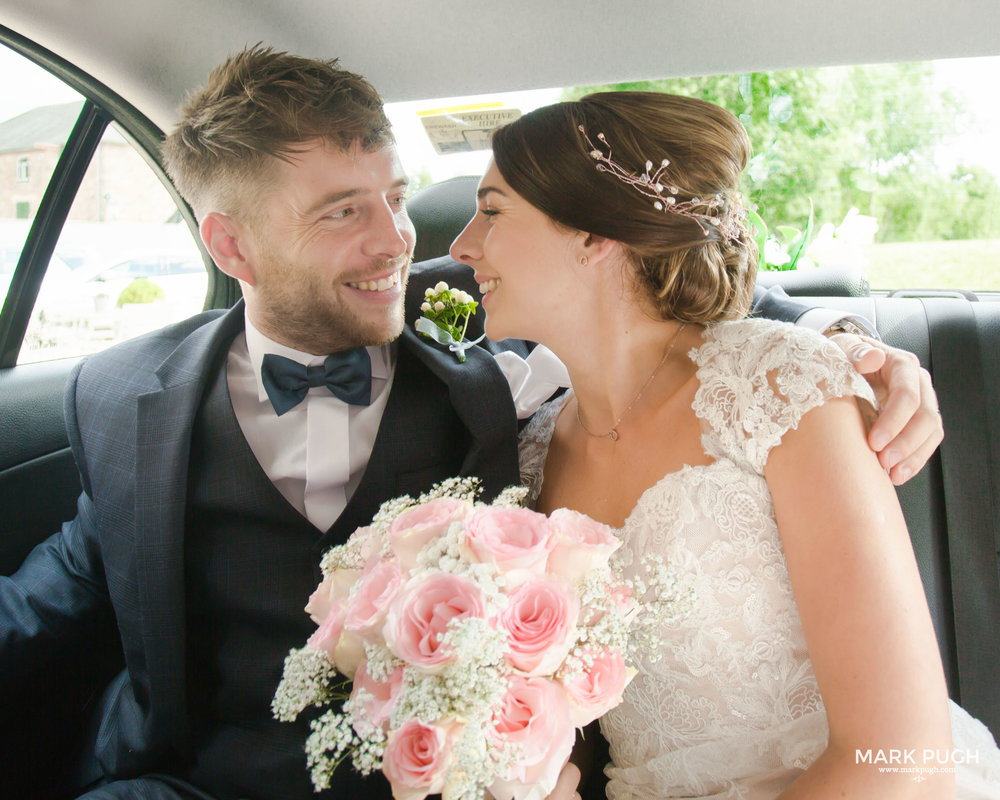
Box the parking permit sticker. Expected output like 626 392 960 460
418 104 522 154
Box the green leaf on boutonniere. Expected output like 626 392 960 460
416 281 483 363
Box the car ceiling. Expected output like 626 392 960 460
2 0 1000 133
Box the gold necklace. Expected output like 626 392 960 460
575 323 687 442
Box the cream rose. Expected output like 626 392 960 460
545 507 621 582
307 598 365 678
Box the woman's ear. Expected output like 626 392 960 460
201 212 256 286
580 232 623 266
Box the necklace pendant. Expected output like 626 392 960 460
608 429 619 442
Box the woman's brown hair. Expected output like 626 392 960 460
491 92 758 322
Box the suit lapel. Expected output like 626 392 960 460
401 325 520 474
131 302 245 751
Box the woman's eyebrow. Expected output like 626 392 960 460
476 186 507 200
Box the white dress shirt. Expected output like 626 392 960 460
227 314 395 530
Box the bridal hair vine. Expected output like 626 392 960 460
578 125 745 244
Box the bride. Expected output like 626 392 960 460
449 92 1000 798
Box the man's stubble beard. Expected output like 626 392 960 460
251 255 410 355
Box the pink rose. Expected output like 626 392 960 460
498 577 579 676
559 647 634 727
307 599 365 677
350 660 405 735
382 719 453 800
546 508 620 582
488 675 574 800
383 572 488 673
305 567 361 625
464 507 555 575
344 560 404 638
389 499 473 570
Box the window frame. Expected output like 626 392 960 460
0 25 232 368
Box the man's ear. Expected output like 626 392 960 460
201 212 256 286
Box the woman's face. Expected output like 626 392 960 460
449 161 583 343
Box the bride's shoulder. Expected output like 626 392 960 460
691 318 874 472
693 317 844 377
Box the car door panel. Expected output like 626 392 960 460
0 359 79 574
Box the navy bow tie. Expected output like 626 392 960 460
261 349 372 416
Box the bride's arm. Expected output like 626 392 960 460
764 394 954 799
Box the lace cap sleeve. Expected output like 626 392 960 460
691 318 877 474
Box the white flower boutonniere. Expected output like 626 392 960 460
414 281 484 363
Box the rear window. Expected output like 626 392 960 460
386 55 1000 293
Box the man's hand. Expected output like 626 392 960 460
830 333 943 485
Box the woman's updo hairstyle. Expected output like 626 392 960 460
490 92 757 323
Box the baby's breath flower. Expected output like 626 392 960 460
371 494 418 531
493 484 529 508
364 642 402 682
306 710 368 790
418 476 482 504
271 647 343 722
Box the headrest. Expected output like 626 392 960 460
407 175 480 263
407 175 869 297
756 267 870 297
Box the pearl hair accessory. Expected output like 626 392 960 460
578 125 745 244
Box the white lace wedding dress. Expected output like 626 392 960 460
518 319 1000 799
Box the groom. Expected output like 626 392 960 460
0 45 940 799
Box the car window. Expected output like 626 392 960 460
386 55 1000 294
0 43 207 364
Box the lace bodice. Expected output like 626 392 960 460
521 320 865 799
520 318 1000 798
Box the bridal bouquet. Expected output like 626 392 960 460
273 478 686 800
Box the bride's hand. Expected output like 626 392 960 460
829 332 943 485
545 761 582 800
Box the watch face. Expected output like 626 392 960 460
829 320 868 337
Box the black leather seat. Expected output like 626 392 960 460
791 295 1000 740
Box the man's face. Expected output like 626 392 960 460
242 141 415 354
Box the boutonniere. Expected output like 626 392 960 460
414 281 485 363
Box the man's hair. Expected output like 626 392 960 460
162 44 394 221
